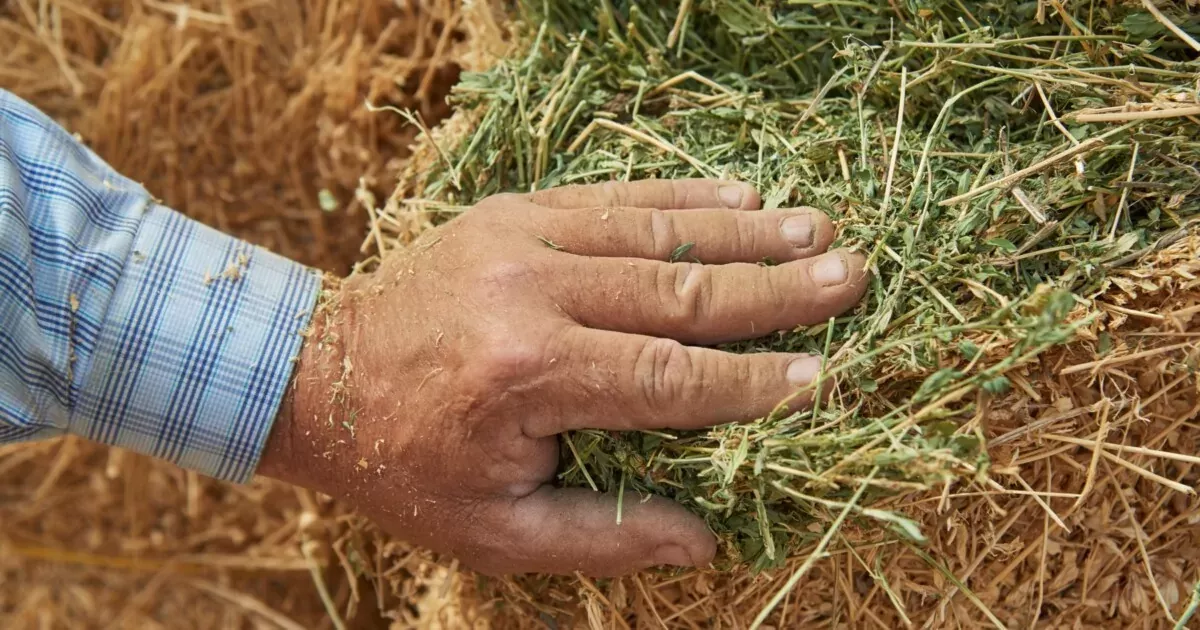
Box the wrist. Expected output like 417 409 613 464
259 275 348 490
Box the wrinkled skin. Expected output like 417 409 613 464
258 179 869 577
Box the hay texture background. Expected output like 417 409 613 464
0 0 502 628
2 0 475 272
2 0 1200 629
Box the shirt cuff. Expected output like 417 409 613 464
71 204 322 483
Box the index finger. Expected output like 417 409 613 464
527 179 762 211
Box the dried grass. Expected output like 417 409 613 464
2 0 470 271
0 0 490 628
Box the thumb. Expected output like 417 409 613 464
479 486 717 578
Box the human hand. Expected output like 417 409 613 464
258 179 868 577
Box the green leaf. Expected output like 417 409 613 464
317 189 338 212
754 490 776 561
860 508 926 543
929 420 958 437
985 237 1017 253
538 236 564 251
669 242 696 262
982 375 1011 395
915 368 962 401
1106 232 1140 259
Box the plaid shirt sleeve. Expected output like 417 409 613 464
0 89 322 483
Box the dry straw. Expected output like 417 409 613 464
2 0 471 272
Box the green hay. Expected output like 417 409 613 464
397 0 1200 573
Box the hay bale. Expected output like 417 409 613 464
371 1 1200 627
0 1 497 627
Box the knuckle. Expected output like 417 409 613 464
726 354 754 394
666 180 685 208
474 334 545 385
646 209 676 259
761 265 789 309
477 192 525 210
634 337 695 406
528 187 563 206
460 323 554 399
655 262 710 326
735 211 761 253
599 181 626 207
474 260 538 293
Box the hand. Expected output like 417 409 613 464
258 179 869 577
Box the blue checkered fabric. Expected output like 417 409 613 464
0 89 321 483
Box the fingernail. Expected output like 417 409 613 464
653 545 694 567
717 185 744 208
780 214 813 248
811 252 847 286
787 356 823 385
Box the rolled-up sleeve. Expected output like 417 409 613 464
0 89 321 483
